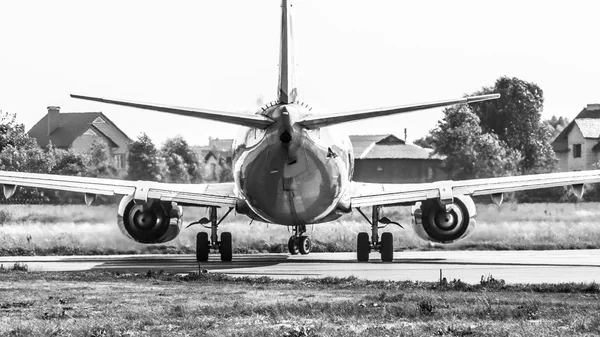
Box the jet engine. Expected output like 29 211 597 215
117 195 183 244
411 195 476 244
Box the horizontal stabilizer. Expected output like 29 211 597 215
71 94 275 129
297 93 500 129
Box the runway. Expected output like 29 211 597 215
2 250 599 284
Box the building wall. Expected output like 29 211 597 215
555 152 569 172
71 131 111 152
71 130 127 171
567 125 586 171
585 138 600 169
352 159 447 183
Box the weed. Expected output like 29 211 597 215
418 299 435 316
170 304 186 318
512 300 540 320
480 274 505 288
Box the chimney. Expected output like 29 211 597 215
47 106 60 136
587 104 600 111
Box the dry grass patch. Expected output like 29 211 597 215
0 271 600 336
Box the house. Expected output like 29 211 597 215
28 106 131 170
191 137 234 181
350 134 447 183
552 104 600 172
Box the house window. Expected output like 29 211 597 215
573 144 582 158
114 154 124 169
83 129 96 136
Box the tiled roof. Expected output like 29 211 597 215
28 112 100 147
349 135 388 157
208 138 234 151
361 143 440 159
349 134 442 160
574 119 600 139
28 112 130 149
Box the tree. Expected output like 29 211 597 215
51 146 89 176
545 116 570 141
0 110 36 154
87 138 118 178
471 76 557 173
161 135 202 183
426 105 520 180
127 133 162 181
218 159 234 182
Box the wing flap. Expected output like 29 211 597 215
350 170 600 207
71 94 275 129
0 171 135 196
0 171 237 207
297 94 500 129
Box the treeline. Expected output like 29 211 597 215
0 111 232 204
415 76 596 202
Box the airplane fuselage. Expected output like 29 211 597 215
232 103 354 225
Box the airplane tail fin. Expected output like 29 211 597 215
277 0 297 104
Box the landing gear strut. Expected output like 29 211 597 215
288 225 311 255
192 206 233 262
356 206 401 262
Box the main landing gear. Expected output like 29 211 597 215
288 224 312 255
356 206 402 263
189 206 234 262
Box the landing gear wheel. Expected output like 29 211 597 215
357 232 370 262
196 232 209 262
220 232 232 262
288 236 299 255
380 232 394 262
298 236 311 255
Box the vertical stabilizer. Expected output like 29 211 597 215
278 0 297 104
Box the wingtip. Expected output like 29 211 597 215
466 93 501 104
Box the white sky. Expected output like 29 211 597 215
1 0 599 146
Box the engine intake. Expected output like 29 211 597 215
117 195 183 244
412 195 476 244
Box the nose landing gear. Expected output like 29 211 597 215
288 225 311 255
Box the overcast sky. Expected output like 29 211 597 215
1 0 599 146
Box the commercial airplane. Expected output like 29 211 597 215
2 0 600 263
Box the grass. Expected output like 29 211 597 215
1 270 600 336
1 203 600 255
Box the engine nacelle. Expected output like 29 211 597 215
117 195 183 244
411 195 476 244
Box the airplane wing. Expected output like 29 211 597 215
70 94 275 129
0 171 237 207
350 170 600 207
297 94 499 129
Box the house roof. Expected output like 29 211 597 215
349 135 388 158
208 138 234 152
28 112 130 148
349 134 442 160
574 119 600 139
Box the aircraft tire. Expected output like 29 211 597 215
357 232 370 262
220 232 233 262
196 232 210 262
380 232 394 262
298 236 311 255
288 236 299 255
